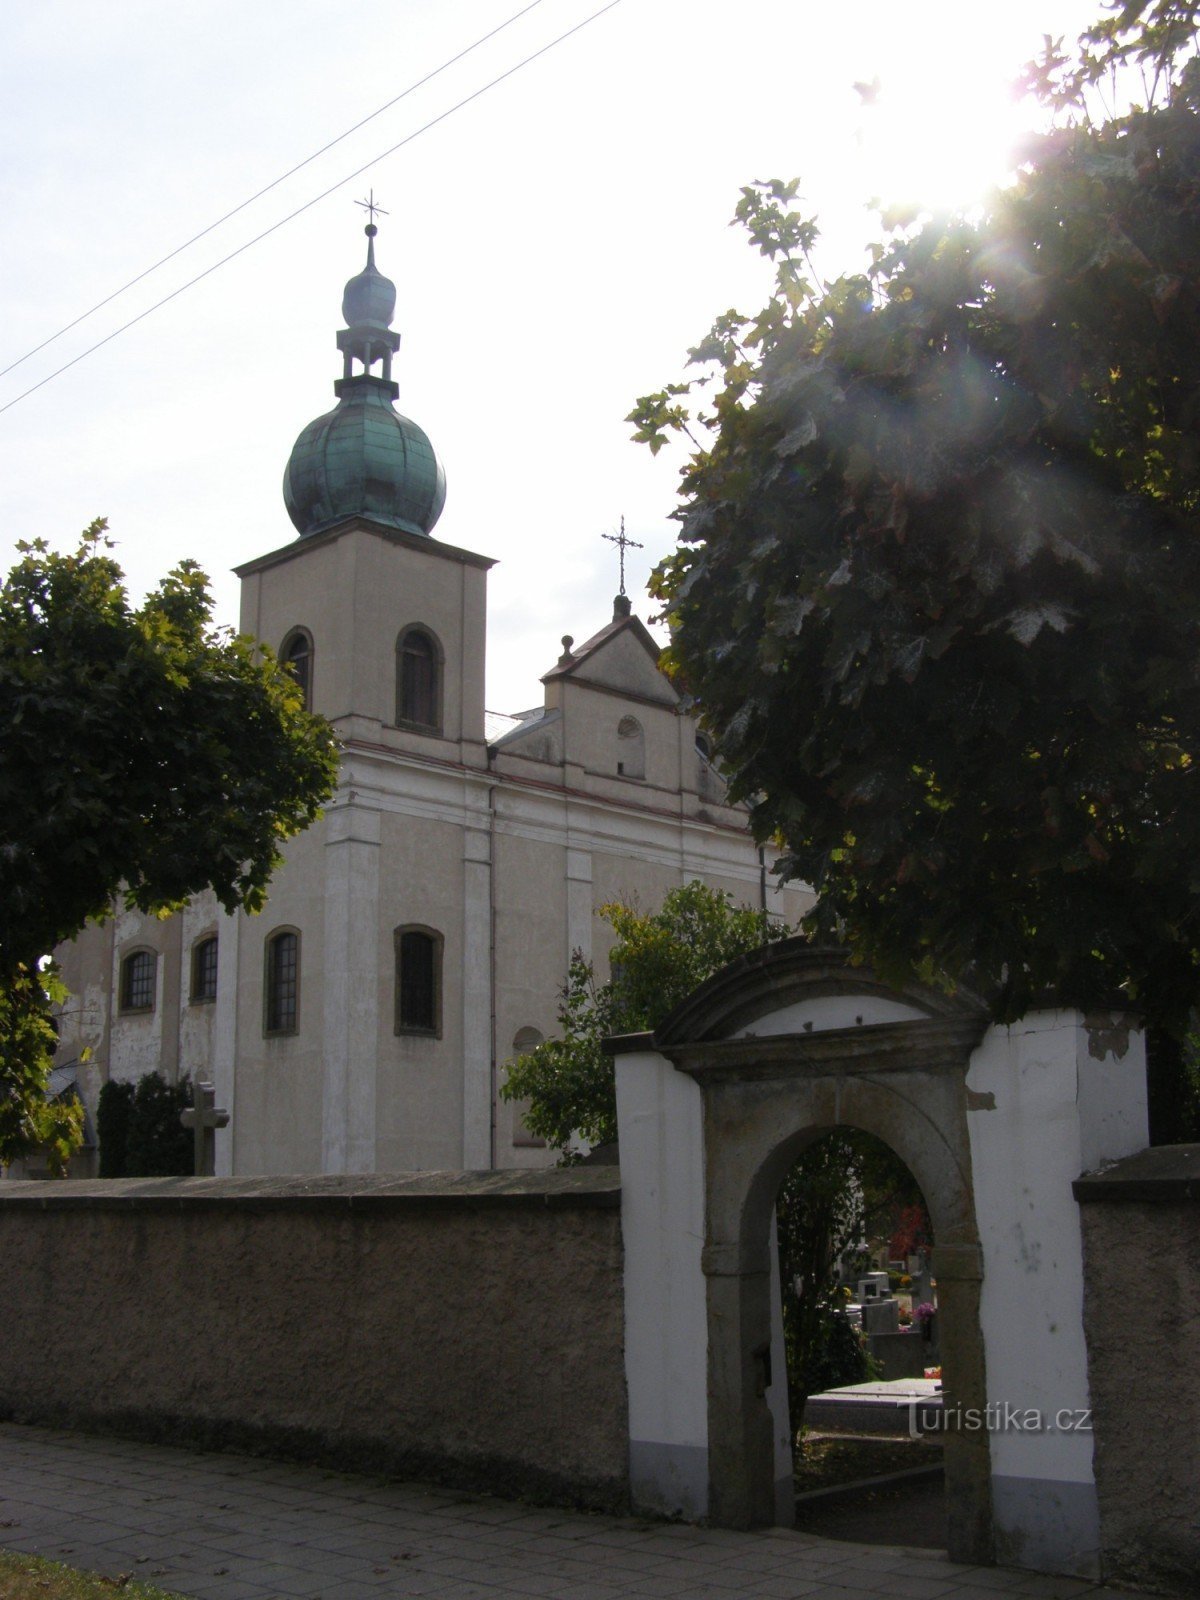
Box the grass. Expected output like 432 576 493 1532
0 1550 186 1599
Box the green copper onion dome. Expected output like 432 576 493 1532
283 223 446 539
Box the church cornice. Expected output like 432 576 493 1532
235 515 495 579
338 734 759 839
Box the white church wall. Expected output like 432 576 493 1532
372 801 471 1172
965 1010 1149 1578
105 904 170 1084
239 532 357 721
177 892 220 1084
229 821 329 1175
558 682 678 793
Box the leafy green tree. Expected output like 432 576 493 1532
631 10 1200 1036
500 881 789 1158
0 524 340 1168
0 966 82 1175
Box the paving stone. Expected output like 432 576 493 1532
0 1424 1131 1600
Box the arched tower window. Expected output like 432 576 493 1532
120 949 156 1014
264 928 300 1036
617 715 645 780
395 925 443 1036
396 626 442 731
281 628 313 711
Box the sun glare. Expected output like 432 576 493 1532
841 9 1079 222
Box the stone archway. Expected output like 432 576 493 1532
652 941 993 1565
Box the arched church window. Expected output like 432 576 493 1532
395 925 442 1036
120 948 156 1014
510 1027 546 1149
191 935 218 1003
264 928 300 1036
396 626 442 731
617 715 645 780
281 629 313 711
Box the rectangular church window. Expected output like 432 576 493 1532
265 929 299 1035
396 927 441 1035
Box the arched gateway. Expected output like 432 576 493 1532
611 938 1148 1576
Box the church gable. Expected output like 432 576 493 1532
544 605 678 709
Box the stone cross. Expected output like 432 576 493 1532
180 1082 230 1176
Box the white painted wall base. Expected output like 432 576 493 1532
616 1047 710 1521
966 1010 1148 1578
616 1046 791 1525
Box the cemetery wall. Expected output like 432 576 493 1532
0 1169 630 1512
1074 1144 1200 1597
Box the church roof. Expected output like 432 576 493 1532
541 594 664 684
486 707 560 750
283 223 446 540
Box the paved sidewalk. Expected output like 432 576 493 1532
0 1423 1127 1600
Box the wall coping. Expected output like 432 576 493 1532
0 1168 620 1215
1073 1142 1200 1204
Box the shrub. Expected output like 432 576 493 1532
96 1078 135 1178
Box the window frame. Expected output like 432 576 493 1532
281 627 314 712
394 924 443 1038
190 934 219 1004
263 927 301 1038
394 625 443 734
119 947 157 1015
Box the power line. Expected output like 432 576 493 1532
0 0 548 383
1 0 623 416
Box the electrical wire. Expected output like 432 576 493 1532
0 0 547 382
0 0 623 417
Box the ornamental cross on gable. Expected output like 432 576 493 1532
602 516 643 597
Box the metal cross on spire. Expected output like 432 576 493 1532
602 516 643 597
356 189 389 227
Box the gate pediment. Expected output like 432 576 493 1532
653 940 988 1078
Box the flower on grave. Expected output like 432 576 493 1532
915 1301 936 1339
924 1366 942 1381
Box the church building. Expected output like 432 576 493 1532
52 223 811 1177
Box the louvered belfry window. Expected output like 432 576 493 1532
398 629 438 728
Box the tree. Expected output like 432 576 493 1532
500 880 789 1158
0 525 340 1168
777 1129 927 1430
631 8 1200 1036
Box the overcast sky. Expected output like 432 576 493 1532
1 0 1098 712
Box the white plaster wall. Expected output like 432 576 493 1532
615 1047 709 1521
321 802 382 1175
177 892 220 1083
966 1010 1148 1575
106 906 167 1083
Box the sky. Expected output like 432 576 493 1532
0 0 1100 713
